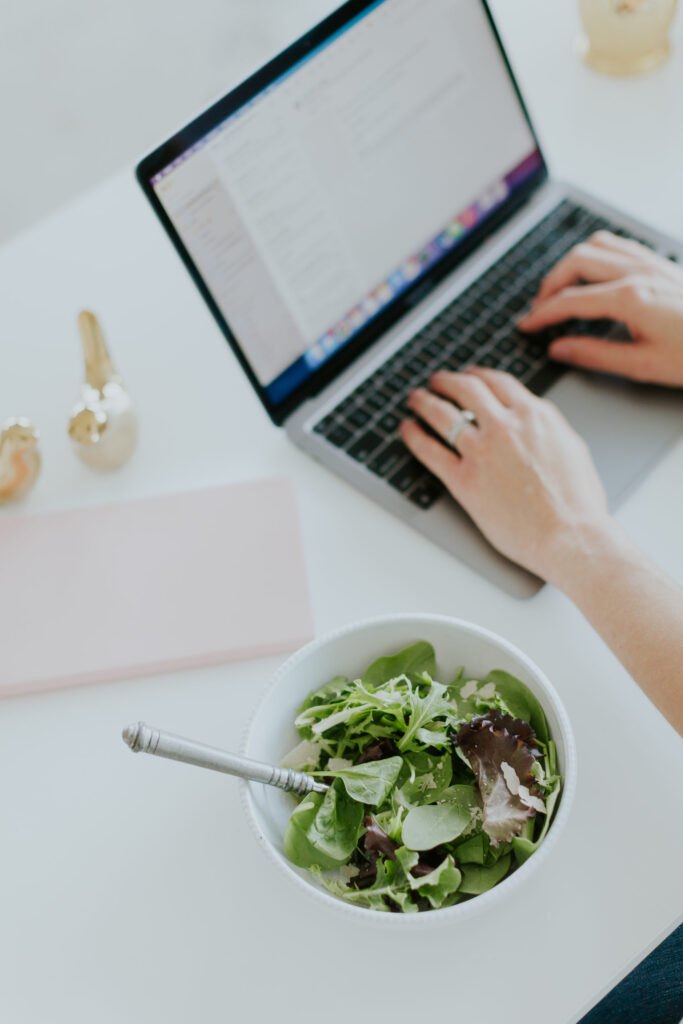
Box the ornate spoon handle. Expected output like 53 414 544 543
122 721 328 797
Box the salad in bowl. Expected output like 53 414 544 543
242 615 575 924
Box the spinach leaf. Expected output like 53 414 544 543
452 832 488 865
318 756 402 806
402 799 473 851
410 854 462 909
362 641 436 687
482 670 549 744
459 853 512 895
436 783 480 815
284 780 363 870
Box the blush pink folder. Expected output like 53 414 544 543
0 479 314 697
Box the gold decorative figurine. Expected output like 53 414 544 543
68 311 139 470
579 0 678 75
0 418 41 504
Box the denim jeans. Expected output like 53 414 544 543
579 923 683 1024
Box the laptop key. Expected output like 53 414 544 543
410 478 444 509
509 357 531 377
346 406 371 429
348 430 383 463
493 335 516 355
327 425 352 448
478 353 498 368
368 439 409 477
388 457 425 493
365 388 390 411
377 411 400 434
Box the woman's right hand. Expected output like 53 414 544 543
518 231 683 387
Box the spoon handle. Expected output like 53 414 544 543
122 721 328 796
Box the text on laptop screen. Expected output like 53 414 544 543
152 0 540 405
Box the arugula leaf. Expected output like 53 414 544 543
318 756 402 806
298 676 349 714
459 853 512 895
398 680 457 751
362 641 436 687
402 800 472 851
284 780 363 870
410 854 462 908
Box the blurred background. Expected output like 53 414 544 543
0 0 337 244
2 0 681 246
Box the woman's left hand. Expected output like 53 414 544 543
400 367 610 584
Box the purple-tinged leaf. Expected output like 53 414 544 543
455 711 545 846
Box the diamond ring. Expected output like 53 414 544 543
446 409 477 448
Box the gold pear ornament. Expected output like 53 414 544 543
0 418 41 504
68 311 138 470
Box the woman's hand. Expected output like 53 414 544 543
518 231 683 387
400 367 610 584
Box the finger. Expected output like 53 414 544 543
400 420 465 496
407 388 480 453
589 229 658 262
462 366 535 408
590 230 682 280
518 280 636 332
428 370 505 423
549 335 651 379
535 243 632 302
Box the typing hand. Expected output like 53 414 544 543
518 231 683 388
400 367 609 584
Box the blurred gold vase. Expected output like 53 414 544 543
579 0 678 74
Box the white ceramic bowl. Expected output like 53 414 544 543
241 614 576 927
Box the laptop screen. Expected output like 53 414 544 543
148 0 541 413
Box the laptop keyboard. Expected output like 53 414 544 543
312 199 657 510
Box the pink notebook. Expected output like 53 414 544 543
0 479 313 697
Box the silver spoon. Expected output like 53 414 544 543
122 721 328 796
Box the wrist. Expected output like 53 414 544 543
542 515 631 595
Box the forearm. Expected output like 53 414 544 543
548 520 683 735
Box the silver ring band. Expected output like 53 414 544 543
446 409 477 448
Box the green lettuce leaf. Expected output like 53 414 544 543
362 641 436 687
459 853 512 895
401 798 473 851
318 756 403 806
284 780 363 870
410 854 462 909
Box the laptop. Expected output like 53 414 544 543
137 0 683 598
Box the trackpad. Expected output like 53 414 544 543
548 370 683 509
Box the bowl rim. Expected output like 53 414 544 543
240 612 577 928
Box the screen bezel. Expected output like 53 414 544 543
137 0 547 426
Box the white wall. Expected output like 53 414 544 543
0 0 336 244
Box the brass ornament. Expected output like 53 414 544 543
68 311 138 470
0 418 41 504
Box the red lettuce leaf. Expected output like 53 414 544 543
455 711 544 846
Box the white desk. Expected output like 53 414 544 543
1 2 682 1022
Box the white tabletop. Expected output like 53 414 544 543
1 2 682 1022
